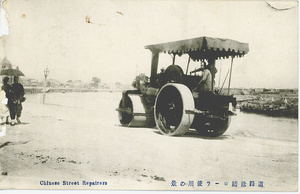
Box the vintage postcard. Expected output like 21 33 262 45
0 0 298 192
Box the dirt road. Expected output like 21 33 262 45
0 92 297 191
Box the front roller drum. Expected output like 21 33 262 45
118 95 155 127
118 95 133 126
154 83 195 136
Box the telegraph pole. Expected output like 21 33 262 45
43 67 50 104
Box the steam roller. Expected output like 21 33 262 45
117 83 196 136
116 36 249 137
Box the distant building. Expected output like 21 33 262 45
114 82 132 91
219 88 243 95
30 79 38 87
0 57 12 70
72 80 83 88
278 89 294 93
21 78 38 87
64 80 84 88
48 79 62 87
100 83 111 89
241 89 250 95
254 88 264 93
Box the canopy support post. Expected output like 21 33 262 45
150 52 159 86
218 60 222 88
185 56 191 74
227 57 234 95
208 58 216 91
218 69 230 95
172 54 176 65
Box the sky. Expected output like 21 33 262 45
0 0 298 89
0 1 9 36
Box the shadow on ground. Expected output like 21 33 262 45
153 130 233 140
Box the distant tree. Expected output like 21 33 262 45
92 77 101 88
67 80 72 83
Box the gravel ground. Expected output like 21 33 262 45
0 92 298 191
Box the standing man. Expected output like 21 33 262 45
2 77 12 124
10 76 25 125
192 65 213 109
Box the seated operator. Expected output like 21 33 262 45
192 65 213 93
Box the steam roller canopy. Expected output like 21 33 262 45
118 95 155 127
154 83 195 136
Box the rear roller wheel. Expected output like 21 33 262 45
195 116 231 137
154 83 195 136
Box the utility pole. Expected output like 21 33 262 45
43 67 50 104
